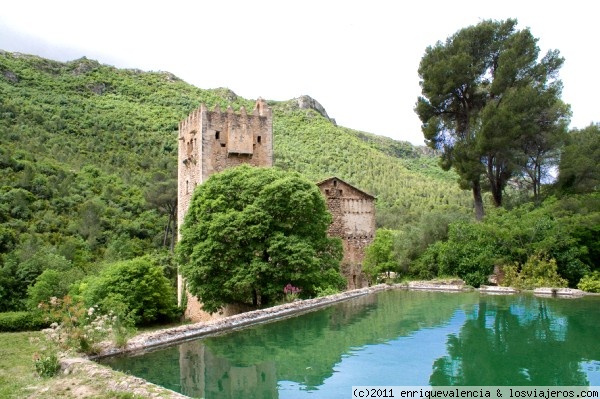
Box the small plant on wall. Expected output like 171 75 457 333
283 284 302 302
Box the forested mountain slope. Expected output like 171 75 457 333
271 107 472 226
0 51 471 310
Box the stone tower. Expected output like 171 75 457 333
317 177 375 289
177 99 273 314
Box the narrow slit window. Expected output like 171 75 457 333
215 131 220 140
257 136 262 144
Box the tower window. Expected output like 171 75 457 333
257 136 262 144
215 131 220 140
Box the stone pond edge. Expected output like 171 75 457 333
57 282 593 399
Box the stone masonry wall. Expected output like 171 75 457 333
317 177 375 289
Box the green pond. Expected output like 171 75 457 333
99 290 600 398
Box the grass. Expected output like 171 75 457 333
0 330 185 399
0 331 42 399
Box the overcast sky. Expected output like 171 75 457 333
1 0 597 145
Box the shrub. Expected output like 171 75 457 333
27 269 81 310
33 350 60 378
501 254 568 290
415 222 497 287
39 296 136 355
577 271 600 293
81 256 178 325
314 285 341 298
0 311 50 332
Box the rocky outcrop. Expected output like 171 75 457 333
290 95 336 124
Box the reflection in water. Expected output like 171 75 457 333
99 291 600 398
179 341 278 398
430 295 597 386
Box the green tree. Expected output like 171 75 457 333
363 229 398 283
176 165 345 313
416 19 569 218
145 171 178 251
557 124 600 194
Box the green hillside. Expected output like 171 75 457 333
271 106 472 226
0 50 471 311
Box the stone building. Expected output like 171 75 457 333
317 177 375 289
177 99 273 320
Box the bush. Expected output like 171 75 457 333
81 256 178 325
577 271 600 293
412 196 599 288
33 351 60 378
414 221 497 287
39 296 136 355
0 311 50 332
501 254 568 290
314 285 341 298
27 269 81 309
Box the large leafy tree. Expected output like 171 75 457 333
176 165 345 313
415 19 569 219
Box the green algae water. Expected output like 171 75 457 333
99 290 600 398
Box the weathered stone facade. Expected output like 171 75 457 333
177 99 273 320
317 177 375 289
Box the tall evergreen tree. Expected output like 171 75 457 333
557 124 600 193
416 19 569 218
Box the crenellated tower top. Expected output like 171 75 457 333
176 99 273 304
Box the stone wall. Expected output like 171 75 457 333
317 177 375 289
177 99 272 238
177 99 273 320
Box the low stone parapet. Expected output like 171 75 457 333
533 287 585 297
479 285 519 294
407 280 467 291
